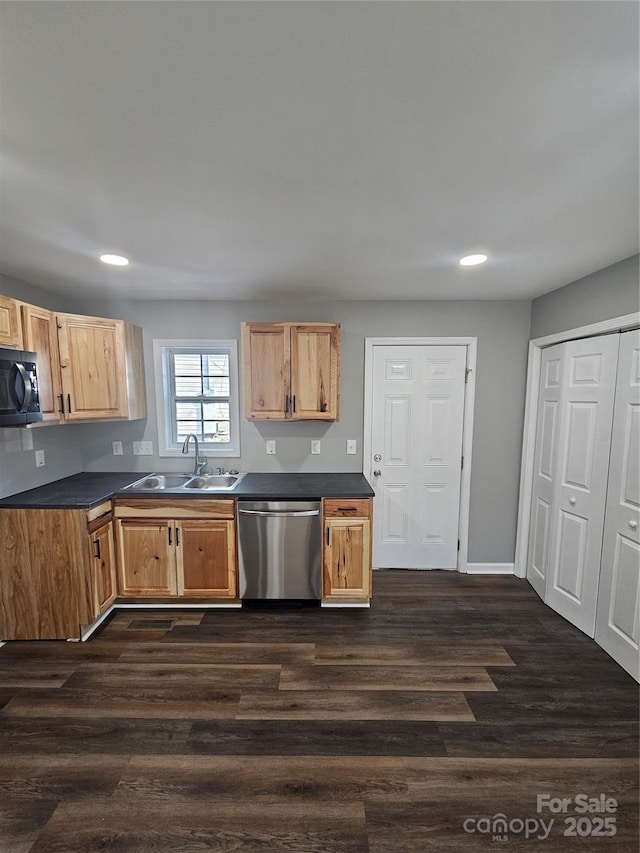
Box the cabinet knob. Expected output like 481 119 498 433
629 520 638 530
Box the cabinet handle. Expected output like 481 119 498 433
57 394 64 414
94 539 101 560
292 395 296 413
326 526 330 546
67 394 72 413
337 506 357 512
168 527 172 546
176 526 180 546
284 394 289 414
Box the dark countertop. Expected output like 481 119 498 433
0 471 374 509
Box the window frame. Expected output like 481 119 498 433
153 338 241 458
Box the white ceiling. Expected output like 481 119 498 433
0 1 637 302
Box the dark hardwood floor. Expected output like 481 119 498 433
0 571 637 852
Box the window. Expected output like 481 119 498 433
153 339 240 457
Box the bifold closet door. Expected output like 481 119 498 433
526 344 565 598
595 330 640 679
545 334 619 637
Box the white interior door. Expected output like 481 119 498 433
546 334 620 636
526 343 565 599
595 330 640 679
370 345 467 569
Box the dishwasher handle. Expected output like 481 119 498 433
238 508 320 517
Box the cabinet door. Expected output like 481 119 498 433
56 314 128 420
324 517 371 601
0 295 22 349
290 324 340 420
91 520 117 616
21 304 64 424
116 519 176 595
176 519 237 597
241 323 290 420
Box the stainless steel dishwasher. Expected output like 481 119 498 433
238 501 322 600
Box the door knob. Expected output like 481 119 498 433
374 453 382 462
373 470 381 478
568 496 577 506
629 520 638 530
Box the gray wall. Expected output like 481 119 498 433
66 296 531 564
530 254 639 339
0 275 83 498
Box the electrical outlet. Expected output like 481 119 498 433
35 449 45 467
133 441 153 456
112 441 123 456
346 439 357 455
311 440 321 455
266 440 276 455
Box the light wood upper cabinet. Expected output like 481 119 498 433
21 304 64 423
114 499 238 600
55 313 146 422
323 499 372 604
0 295 23 349
242 322 340 421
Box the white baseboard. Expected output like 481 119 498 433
464 562 515 575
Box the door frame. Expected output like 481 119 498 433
514 311 640 579
364 336 477 573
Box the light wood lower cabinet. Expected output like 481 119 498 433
322 499 372 604
114 499 237 599
0 501 115 640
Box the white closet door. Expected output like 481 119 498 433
526 344 565 598
595 330 640 679
546 334 620 637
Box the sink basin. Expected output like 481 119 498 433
184 473 245 490
129 474 194 490
124 472 245 492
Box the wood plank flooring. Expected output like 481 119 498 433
0 570 637 851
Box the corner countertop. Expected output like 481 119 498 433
0 471 374 509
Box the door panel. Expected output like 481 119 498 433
596 330 640 678
21 305 64 423
242 324 289 419
324 518 371 598
546 334 619 636
527 348 564 598
290 324 339 420
177 519 237 597
117 519 175 595
93 522 116 615
371 345 467 569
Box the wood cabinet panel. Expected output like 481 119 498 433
324 499 372 518
290 324 339 420
92 520 117 616
21 304 64 423
177 520 237 597
242 322 339 421
324 517 371 600
0 295 22 348
116 519 176 596
115 499 235 519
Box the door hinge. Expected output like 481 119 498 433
465 367 471 383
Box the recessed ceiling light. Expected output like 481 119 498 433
100 253 129 267
459 253 488 267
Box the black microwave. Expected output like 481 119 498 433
0 348 43 426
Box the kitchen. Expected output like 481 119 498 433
0 4 639 853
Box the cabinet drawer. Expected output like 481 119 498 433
114 498 235 519
324 499 371 518
86 500 113 525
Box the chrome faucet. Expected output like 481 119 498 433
181 433 207 475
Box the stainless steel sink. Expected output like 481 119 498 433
184 474 244 490
124 472 245 492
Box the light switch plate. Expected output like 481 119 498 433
346 439 357 455
133 441 153 456
266 440 276 455
35 449 45 467
112 441 123 456
311 440 321 455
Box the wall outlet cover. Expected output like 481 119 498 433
133 441 154 456
346 439 357 455
112 441 124 456
311 440 321 455
35 449 45 467
266 440 276 455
